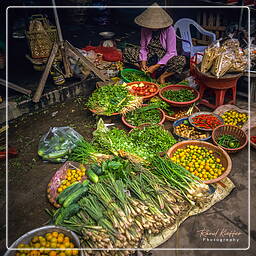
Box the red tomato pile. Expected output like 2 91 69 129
130 83 158 97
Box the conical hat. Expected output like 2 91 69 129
134 3 173 29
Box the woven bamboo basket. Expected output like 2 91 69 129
26 15 58 59
212 125 248 154
167 140 232 184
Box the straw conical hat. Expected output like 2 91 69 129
134 3 173 29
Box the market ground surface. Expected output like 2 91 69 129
0 96 255 256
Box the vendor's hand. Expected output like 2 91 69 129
140 61 148 71
147 64 160 74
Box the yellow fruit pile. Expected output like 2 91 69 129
170 145 225 181
16 231 79 256
221 111 248 127
57 167 86 194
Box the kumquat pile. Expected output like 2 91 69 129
170 145 225 181
57 166 86 194
16 231 79 256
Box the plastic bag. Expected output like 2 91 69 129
210 48 234 78
38 127 83 163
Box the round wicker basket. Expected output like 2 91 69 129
212 125 248 154
167 140 232 184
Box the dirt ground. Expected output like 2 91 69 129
0 96 256 256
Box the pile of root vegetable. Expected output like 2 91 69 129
46 120 213 256
53 156 210 256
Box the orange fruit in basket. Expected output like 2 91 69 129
57 236 64 243
49 251 57 256
52 232 59 238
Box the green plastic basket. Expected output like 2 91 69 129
121 68 152 83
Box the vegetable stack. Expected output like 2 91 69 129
86 83 143 116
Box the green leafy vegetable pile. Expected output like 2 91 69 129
163 89 196 102
149 97 174 116
123 70 152 82
130 125 176 154
86 83 142 116
93 122 152 161
125 106 162 127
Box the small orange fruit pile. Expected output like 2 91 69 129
16 231 79 256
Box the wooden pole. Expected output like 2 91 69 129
51 0 72 77
33 41 59 103
0 79 32 96
65 41 109 82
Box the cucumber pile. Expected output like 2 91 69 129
55 180 89 225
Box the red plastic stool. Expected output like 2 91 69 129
190 53 242 110
199 83 237 109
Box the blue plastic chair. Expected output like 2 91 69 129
174 18 216 57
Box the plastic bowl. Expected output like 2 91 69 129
167 140 232 184
4 225 82 256
159 85 200 107
188 112 224 132
122 105 165 129
121 68 152 83
173 117 211 141
126 81 159 100
212 125 248 153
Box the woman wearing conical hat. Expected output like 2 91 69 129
123 3 185 84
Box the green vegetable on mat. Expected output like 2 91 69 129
217 134 240 148
125 106 162 127
163 89 196 102
54 203 80 225
129 125 176 154
57 182 82 204
89 164 103 176
69 139 109 164
87 169 99 183
63 186 89 208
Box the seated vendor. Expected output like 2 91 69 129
123 3 186 84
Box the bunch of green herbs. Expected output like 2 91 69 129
163 89 195 102
86 84 135 115
125 106 162 127
129 125 176 154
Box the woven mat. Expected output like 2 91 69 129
142 177 235 249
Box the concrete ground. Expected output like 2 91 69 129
0 95 255 256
